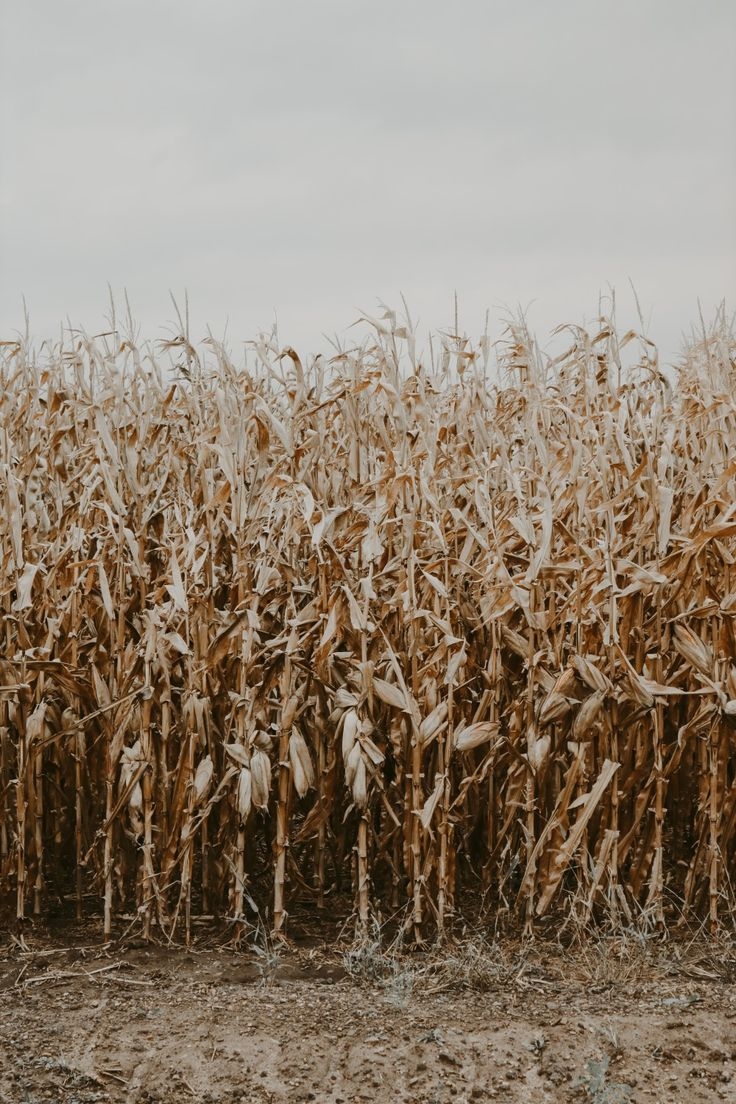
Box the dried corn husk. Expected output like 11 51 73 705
571 655 612 694
250 748 272 809
673 623 713 676
572 690 606 741
236 766 252 821
289 729 314 797
418 773 445 831
359 733 384 766
538 691 573 725
334 687 359 710
527 731 551 773
501 624 528 658
193 754 213 805
373 677 408 711
25 702 48 746
128 782 144 836
224 742 250 767
345 739 362 790
352 754 368 809
454 720 500 752
281 693 301 732
419 701 448 747
341 708 360 763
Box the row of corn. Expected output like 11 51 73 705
0 308 734 942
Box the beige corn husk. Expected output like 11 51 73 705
673 623 713 676
538 691 573 725
501 624 528 658
345 739 362 790
358 733 385 766
454 720 500 752
236 766 252 821
352 753 368 809
341 708 360 763
527 731 551 773
551 667 579 698
373 677 408 711
193 754 213 805
224 742 250 768
119 740 145 835
289 729 314 797
726 666 736 700
622 668 656 709
418 773 445 831
334 687 359 710
571 655 612 694
572 689 607 740
119 740 143 787
25 702 48 746
445 643 467 686
61 706 80 731
128 782 144 836
281 693 302 732
250 748 272 809
419 701 448 746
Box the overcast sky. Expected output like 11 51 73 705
1 0 734 366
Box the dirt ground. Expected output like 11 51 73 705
1 926 734 1104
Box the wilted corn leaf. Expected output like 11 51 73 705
638 677 684 698
536 759 620 915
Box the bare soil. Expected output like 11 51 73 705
1 928 734 1104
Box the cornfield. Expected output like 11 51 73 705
1 304 735 944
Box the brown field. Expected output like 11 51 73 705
1 923 734 1103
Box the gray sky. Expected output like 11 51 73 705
1 0 734 366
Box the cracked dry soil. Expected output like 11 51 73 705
0 938 734 1104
